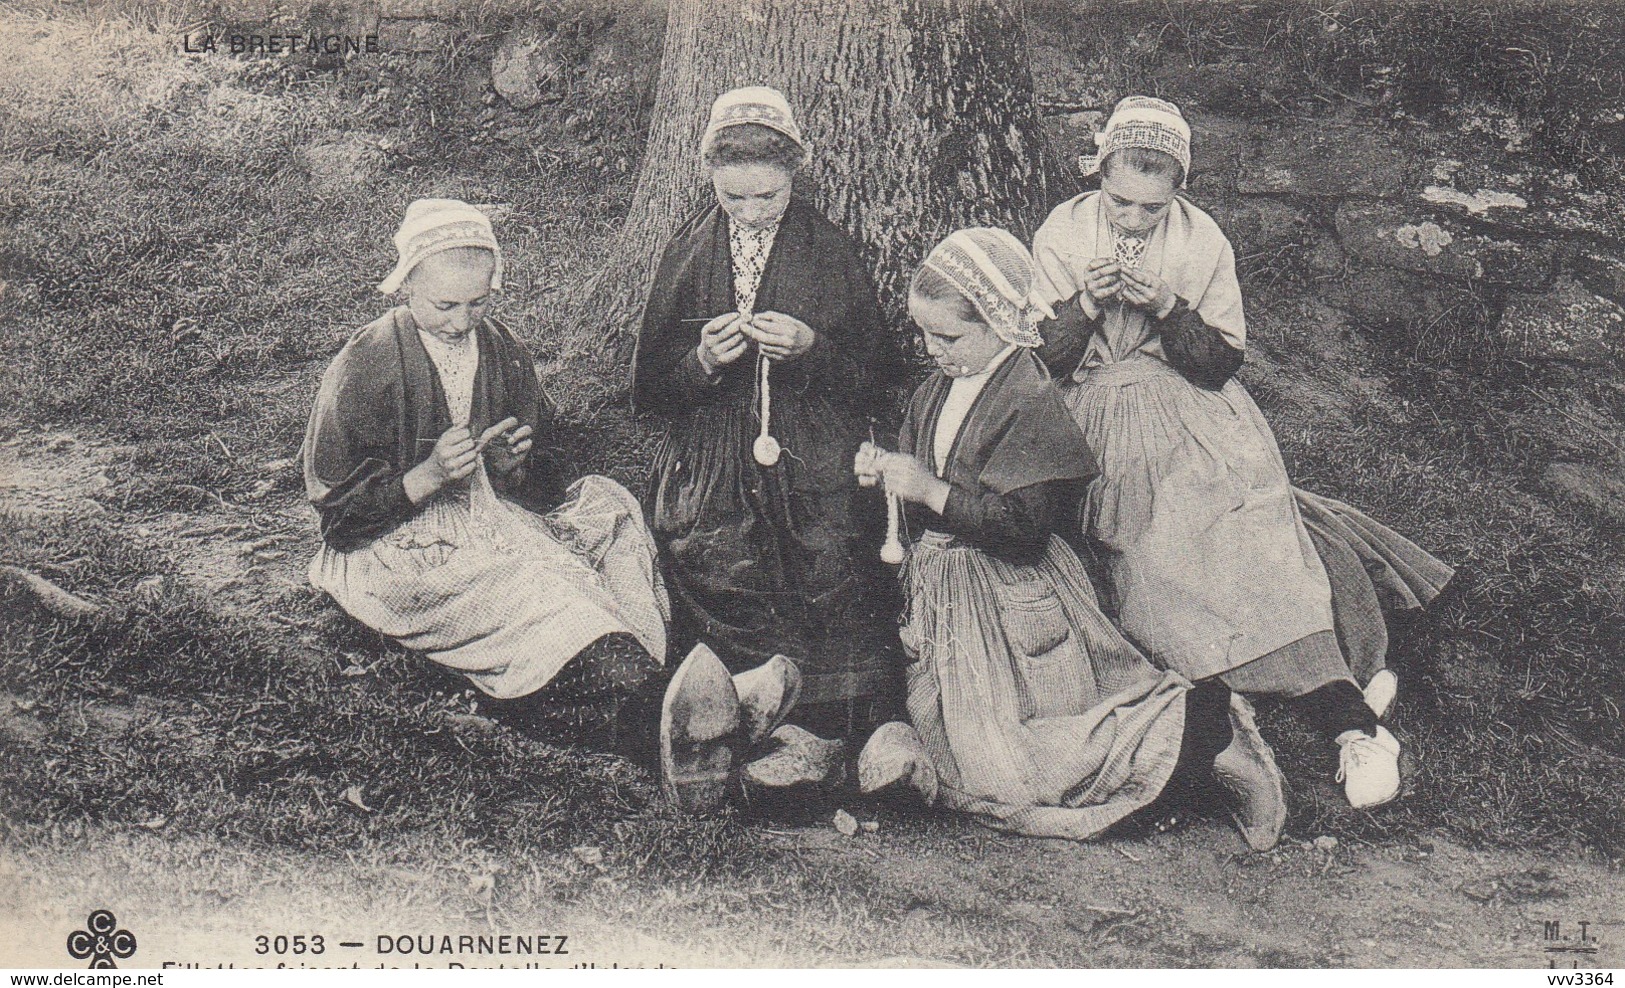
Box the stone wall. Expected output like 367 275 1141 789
1042 109 1625 371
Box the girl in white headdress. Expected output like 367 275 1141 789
852 229 1287 846
303 198 800 813
1030 96 1455 810
633 86 904 782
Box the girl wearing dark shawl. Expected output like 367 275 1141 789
304 199 800 813
632 87 900 763
852 229 1287 847
1031 97 1455 809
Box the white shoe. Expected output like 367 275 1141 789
1363 670 1398 720
1336 725 1401 809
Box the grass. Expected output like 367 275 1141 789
0 1 1622 960
1241 295 1625 857
1024 0 1625 859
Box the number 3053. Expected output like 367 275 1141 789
256 934 325 955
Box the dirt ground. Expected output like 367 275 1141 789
2 802 1621 968
2 429 1620 969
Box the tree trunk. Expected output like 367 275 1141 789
572 0 1055 370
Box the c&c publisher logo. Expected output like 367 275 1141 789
66 910 137 969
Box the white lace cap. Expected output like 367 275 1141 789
700 85 807 158
919 228 1054 348
1085 94 1192 187
377 198 503 295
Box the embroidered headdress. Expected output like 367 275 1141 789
700 85 807 157
917 228 1055 348
1085 95 1192 187
377 198 503 295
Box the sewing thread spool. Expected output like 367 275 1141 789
880 489 904 565
751 318 781 467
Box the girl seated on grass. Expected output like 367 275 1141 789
852 228 1286 847
632 86 903 787
1030 96 1455 810
301 198 799 813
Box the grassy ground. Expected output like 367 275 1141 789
1 0 1622 967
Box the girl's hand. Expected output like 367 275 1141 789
1084 258 1123 303
857 444 950 512
877 453 944 507
697 312 751 373
1119 266 1176 315
748 311 817 363
480 417 533 476
405 425 478 501
854 441 882 487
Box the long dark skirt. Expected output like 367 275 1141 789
645 392 901 738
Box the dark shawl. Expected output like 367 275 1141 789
898 349 1093 564
631 197 890 419
301 307 557 551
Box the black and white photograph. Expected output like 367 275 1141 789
0 0 1621 971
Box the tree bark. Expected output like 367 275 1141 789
572 0 1055 370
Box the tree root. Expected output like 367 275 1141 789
0 564 122 623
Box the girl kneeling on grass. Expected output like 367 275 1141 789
852 228 1287 847
301 198 800 813
1030 97 1456 809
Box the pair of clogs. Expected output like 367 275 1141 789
658 644 840 811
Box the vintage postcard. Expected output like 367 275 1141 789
0 0 1620 972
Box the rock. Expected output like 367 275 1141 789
1458 879 1499 903
742 724 844 790
1544 459 1625 528
1449 181 1625 245
378 0 463 17
833 808 859 837
1421 184 1529 216
1205 199 1312 256
1178 63 1280 118
1323 265 1481 335
571 845 605 869
131 574 174 607
1313 835 1338 852
1181 114 1248 192
1498 277 1625 365
297 134 384 193
1335 202 1558 288
445 712 498 734
490 30 563 111
377 18 452 54
1409 151 1625 244
1573 248 1625 307
1302 237 1349 278
1515 185 1625 244
1238 122 1415 197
